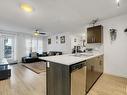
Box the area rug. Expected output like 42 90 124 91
22 62 46 74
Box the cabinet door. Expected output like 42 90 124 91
86 56 103 92
93 56 103 76
87 25 103 43
86 58 98 92
99 55 104 73
94 57 101 73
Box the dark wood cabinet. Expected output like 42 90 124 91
46 55 103 95
87 25 103 43
46 61 86 95
86 55 103 92
46 62 70 95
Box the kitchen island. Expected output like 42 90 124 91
39 51 104 95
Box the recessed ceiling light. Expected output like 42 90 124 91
116 0 120 7
20 3 33 13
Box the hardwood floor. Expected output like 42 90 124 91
88 74 127 95
0 64 46 95
0 64 127 95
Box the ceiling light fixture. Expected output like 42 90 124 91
116 0 120 7
34 30 40 36
34 29 46 36
20 3 33 13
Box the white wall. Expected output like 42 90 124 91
45 32 87 54
46 32 72 54
43 36 48 52
70 34 86 49
16 33 28 62
100 14 127 78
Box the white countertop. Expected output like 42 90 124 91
39 51 103 65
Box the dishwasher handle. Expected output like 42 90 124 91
70 61 86 72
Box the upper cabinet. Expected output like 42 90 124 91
87 25 103 43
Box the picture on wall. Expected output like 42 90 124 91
60 36 65 44
48 38 51 44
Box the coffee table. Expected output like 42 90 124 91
0 58 11 80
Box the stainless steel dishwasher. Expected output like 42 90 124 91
70 61 87 95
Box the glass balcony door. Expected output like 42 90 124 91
3 36 14 59
0 34 16 61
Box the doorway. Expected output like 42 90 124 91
0 34 16 61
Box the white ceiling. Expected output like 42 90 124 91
0 0 127 34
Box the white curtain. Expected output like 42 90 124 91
0 33 2 60
25 37 32 56
37 39 43 53
25 36 43 55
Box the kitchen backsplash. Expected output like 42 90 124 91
86 43 104 52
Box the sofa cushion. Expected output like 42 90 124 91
48 51 62 56
30 52 38 58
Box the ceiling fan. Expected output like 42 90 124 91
34 29 46 36
89 18 99 26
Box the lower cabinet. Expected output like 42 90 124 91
86 55 103 92
46 62 70 95
46 61 87 95
46 55 103 95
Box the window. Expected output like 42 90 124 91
25 37 43 55
4 37 13 58
37 39 43 53
26 38 32 56
0 33 16 60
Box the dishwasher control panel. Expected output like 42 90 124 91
70 61 86 72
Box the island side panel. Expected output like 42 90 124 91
46 62 71 95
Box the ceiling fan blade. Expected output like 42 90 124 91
39 33 46 35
